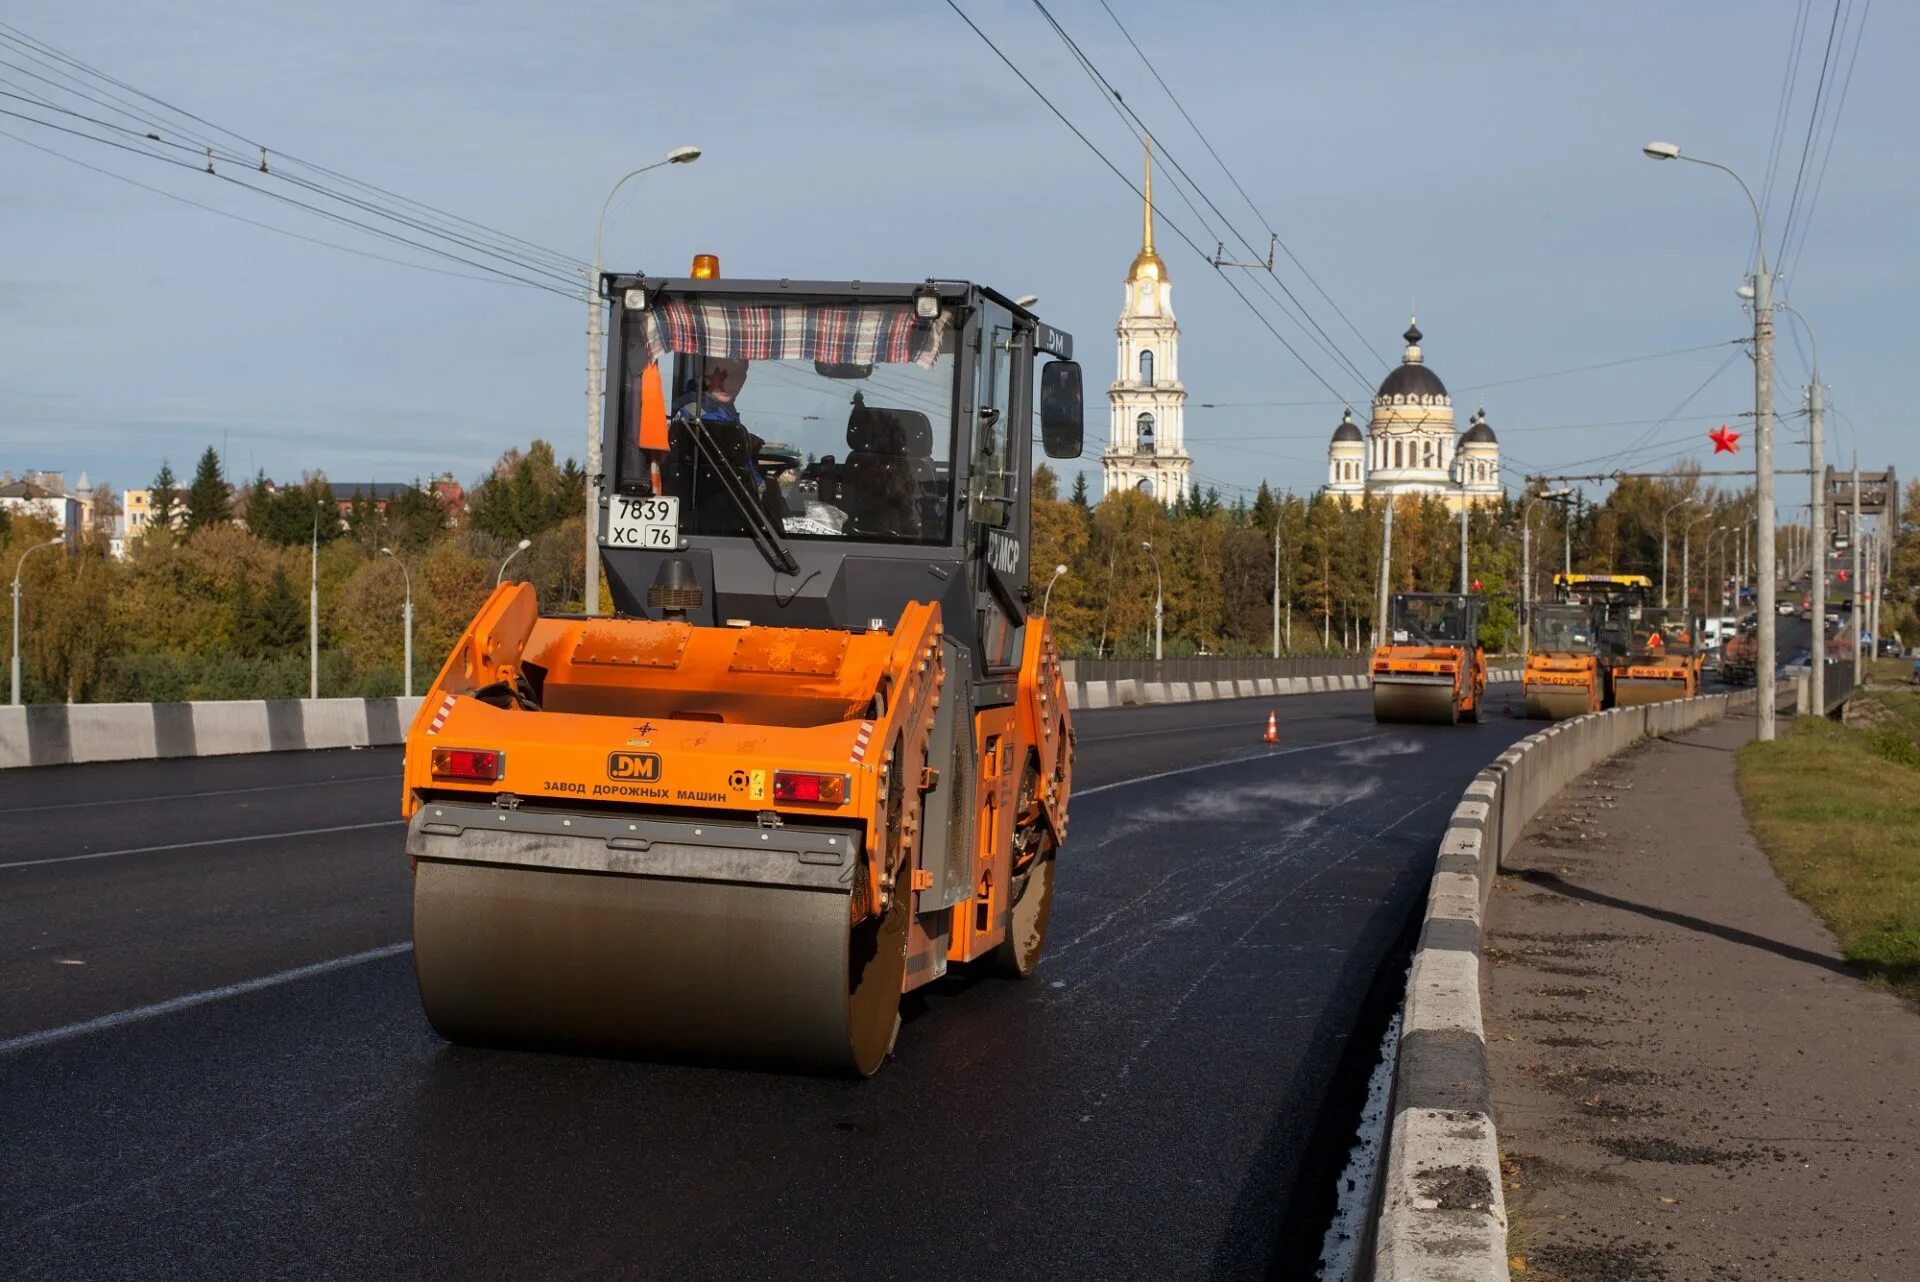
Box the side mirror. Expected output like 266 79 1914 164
1039 359 1084 460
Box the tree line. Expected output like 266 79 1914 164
2 450 1913 702
0 441 587 703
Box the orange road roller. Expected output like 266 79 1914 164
1372 592 1487 724
402 269 1084 1075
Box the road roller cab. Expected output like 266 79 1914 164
1612 606 1704 706
1371 592 1487 724
1523 603 1602 720
401 272 1085 1075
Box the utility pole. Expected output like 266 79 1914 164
1375 497 1394 649
1808 379 1825 715
1520 516 1531 647
1853 459 1864 684
1751 228 1779 739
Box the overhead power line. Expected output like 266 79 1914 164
937 0 1356 403
1028 0 1377 392
1093 0 1387 371
0 20 589 296
1773 0 1846 268
1778 0 1871 286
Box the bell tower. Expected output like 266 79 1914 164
1102 141 1191 505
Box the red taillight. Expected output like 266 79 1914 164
772 770 848 805
431 747 504 781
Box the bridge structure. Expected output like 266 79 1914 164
0 664 1840 1280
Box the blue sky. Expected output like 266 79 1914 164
2 0 1911 510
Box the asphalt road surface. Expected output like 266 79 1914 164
0 685 1530 1281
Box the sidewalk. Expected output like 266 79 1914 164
1482 714 1920 1282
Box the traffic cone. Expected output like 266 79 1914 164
1263 711 1278 744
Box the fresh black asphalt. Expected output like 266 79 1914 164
0 687 1531 1281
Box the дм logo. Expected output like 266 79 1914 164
607 752 662 781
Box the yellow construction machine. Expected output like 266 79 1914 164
1611 606 1704 706
1522 602 1601 720
401 266 1084 1075
1372 593 1487 724
1551 574 1652 708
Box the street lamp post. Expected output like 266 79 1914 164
1451 457 1470 595
583 144 703 619
10 535 63 706
310 502 323 700
1042 563 1068 617
1519 488 1571 635
1660 498 1692 608
1141 540 1163 661
1705 526 1729 621
498 538 534 587
1644 139 1777 739
381 547 414 699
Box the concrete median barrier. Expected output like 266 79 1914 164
1373 685 1757 1281
0 697 424 769
0 662 1530 769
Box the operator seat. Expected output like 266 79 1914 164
843 398 932 539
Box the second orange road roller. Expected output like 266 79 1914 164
401 266 1083 1075
1523 602 1601 720
1372 592 1487 724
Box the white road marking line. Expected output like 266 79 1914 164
1073 732 1381 798
0 943 413 1057
0 773 396 816
0 820 404 872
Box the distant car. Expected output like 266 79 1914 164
1878 638 1902 658
1777 601 1796 616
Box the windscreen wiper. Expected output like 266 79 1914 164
683 413 801 576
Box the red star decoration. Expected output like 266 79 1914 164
1709 424 1741 454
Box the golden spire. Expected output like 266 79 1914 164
1143 134 1155 256
1127 134 1168 285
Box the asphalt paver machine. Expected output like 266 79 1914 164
1372 592 1487 724
1523 602 1602 720
401 268 1084 1075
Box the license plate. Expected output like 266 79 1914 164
603 495 679 549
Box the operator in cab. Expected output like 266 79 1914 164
665 356 789 534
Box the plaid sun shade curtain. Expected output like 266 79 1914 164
640 299 951 368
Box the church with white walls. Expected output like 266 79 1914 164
1324 319 1502 512
1101 147 1191 505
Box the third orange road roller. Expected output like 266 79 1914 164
400 265 1083 1075
1372 592 1487 724
1611 606 1705 706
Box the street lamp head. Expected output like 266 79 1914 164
667 145 702 164
1054 563 1068 576
517 538 532 550
1642 140 1681 161
379 546 394 557
1141 540 1153 551
1015 294 1040 309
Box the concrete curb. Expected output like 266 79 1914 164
0 697 424 769
0 665 1533 769
1065 664 1523 711
1372 686 1758 1281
